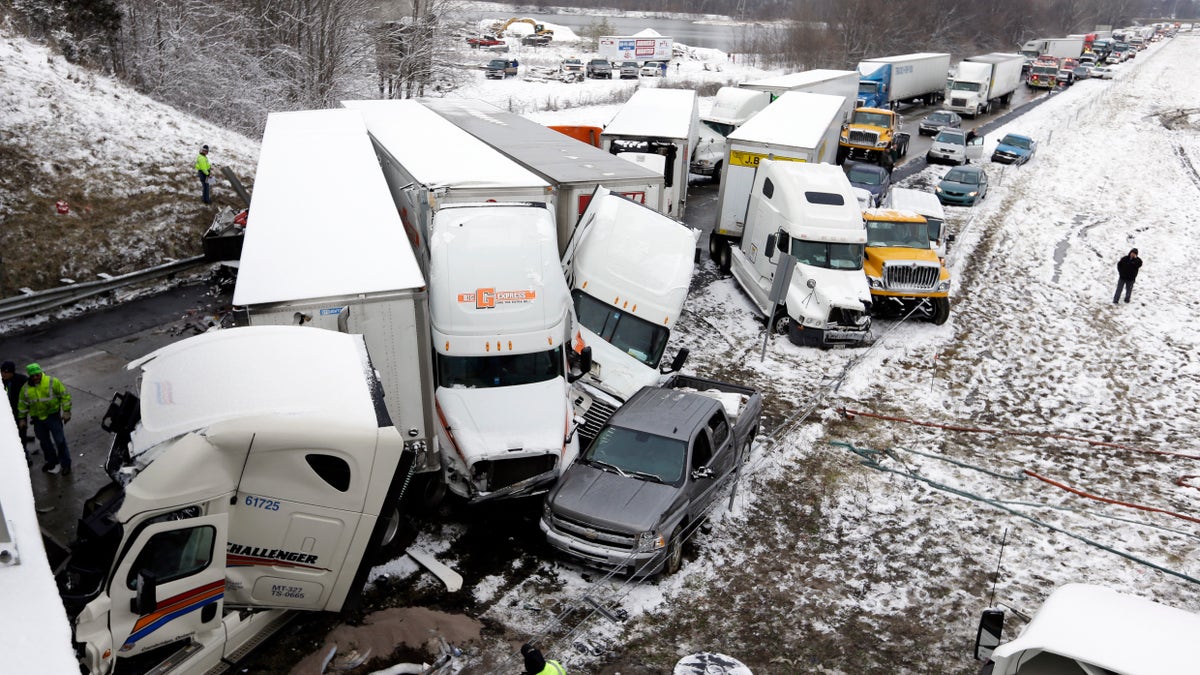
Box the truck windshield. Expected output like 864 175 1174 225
866 219 930 249
436 348 563 388
857 81 880 95
791 240 864 271
851 110 890 127
949 81 981 92
702 120 737 138
573 290 669 367
585 425 685 485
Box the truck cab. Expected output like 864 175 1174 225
837 107 909 170
861 208 951 324
689 87 771 178
562 187 698 444
428 203 581 502
59 328 413 675
728 160 872 347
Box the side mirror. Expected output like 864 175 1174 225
131 570 158 615
662 348 689 374
776 232 790 254
764 233 777 259
947 233 957 243
568 346 593 383
565 415 585 444
974 609 1005 661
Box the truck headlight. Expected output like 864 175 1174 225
867 276 884 289
876 139 890 148
937 280 951 292
542 500 554 523
637 530 666 552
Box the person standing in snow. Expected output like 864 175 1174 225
521 643 565 674
195 144 213 204
1113 248 1142 304
17 363 73 476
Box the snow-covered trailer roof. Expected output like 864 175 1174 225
991 583 1200 675
728 91 845 152
740 69 858 93
423 99 662 187
127 327 383 452
233 109 423 306
602 88 697 140
341 99 549 192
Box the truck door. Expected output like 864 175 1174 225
108 514 228 659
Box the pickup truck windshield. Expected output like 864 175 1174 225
852 110 891 127
791 241 865 270
573 290 669 367
585 426 685 485
866 219 931 249
436 347 563 388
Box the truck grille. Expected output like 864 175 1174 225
831 307 869 330
884 262 940 291
580 397 618 446
479 455 558 492
951 97 969 107
847 129 879 146
550 512 636 550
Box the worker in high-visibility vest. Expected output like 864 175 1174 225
195 144 212 204
17 363 73 475
521 643 565 675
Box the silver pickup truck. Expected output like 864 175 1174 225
540 374 762 577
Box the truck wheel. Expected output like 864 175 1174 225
663 525 684 576
900 139 909 157
836 145 849 165
771 311 790 335
717 244 732 274
708 235 724 261
930 297 950 325
379 505 401 547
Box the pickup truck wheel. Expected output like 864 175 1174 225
930 297 950 325
664 526 684 575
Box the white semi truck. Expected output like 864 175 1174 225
422 98 666 253
944 53 1024 117
711 91 846 271
601 88 699 219
233 109 438 477
728 160 872 347
560 186 699 443
57 327 419 675
1018 37 1084 61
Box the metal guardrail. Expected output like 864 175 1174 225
0 256 209 323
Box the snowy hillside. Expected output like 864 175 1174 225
0 31 259 294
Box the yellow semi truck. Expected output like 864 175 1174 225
861 208 951 324
837 107 910 171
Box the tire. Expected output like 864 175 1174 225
708 235 724 261
771 310 790 335
836 145 849 165
663 525 684 576
716 242 732 274
929 297 950 325
378 505 401 547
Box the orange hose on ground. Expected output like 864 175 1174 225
1024 469 1200 525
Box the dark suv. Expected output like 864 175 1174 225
586 58 612 79
485 58 518 79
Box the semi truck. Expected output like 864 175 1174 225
974 584 1200 674
56 327 420 675
561 186 699 443
601 88 699 219
854 53 951 109
727 160 873 347
1018 37 1084 61
690 87 772 179
541 374 762 577
233 109 438 479
862 208 952 324
711 91 847 270
944 53 1024 117
422 98 665 254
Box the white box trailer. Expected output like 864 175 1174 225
855 53 951 109
1018 37 1084 60
739 69 859 123
944 53 1024 117
711 91 845 267
691 86 773 177
601 88 699 219
597 35 674 62
422 98 665 254
341 99 553 272
233 109 439 474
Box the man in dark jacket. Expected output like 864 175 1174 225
1 360 31 451
1113 248 1142 304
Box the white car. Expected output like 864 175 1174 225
926 128 984 165
640 63 664 77
1091 66 1115 79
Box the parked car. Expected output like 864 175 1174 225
586 58 612 78
485 58 518 79
991 133 1036 165
1092 66 1116 79
843 161 891 207
936 165 989 206
467 35 503 48
919 110 963 136
618 60 639 79
561 58 584 76
641 61 667 77
927 128 984 165
522 34 551 47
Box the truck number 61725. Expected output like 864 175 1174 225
244 495 281 511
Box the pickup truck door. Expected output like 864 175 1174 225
688 411 736 514
108 514 228 658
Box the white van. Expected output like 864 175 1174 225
886 187 952 261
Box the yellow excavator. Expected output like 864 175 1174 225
492 17 554 38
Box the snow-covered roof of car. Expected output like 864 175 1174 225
603 88 697 140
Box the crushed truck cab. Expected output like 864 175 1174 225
837 107 909 170
58 327 414 675
862 208 951 324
